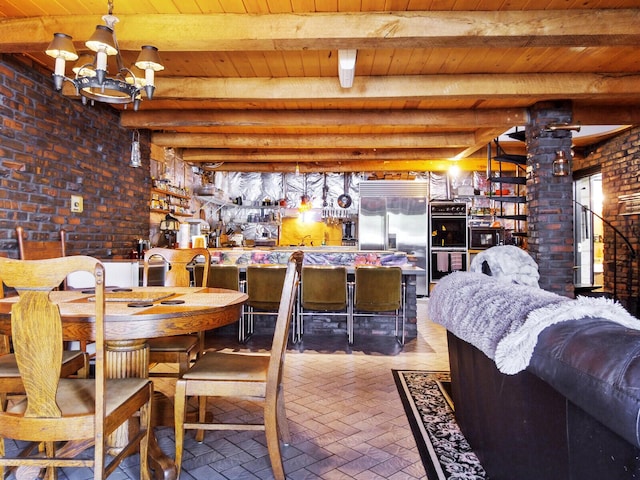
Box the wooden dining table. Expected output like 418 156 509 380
0 285 247 480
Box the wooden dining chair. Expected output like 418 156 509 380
15 226 67 261
174 252 302 480
0 304 88 411
142 247 211 377
0 256 153 480
14 225 89 375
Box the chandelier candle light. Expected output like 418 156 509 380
45 0 164 111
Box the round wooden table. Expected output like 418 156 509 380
0 286 247 480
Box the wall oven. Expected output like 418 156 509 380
429 202 468 283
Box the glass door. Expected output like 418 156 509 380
574 173 603 288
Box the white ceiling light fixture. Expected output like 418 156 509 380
338 49 357 88
45 0 164 111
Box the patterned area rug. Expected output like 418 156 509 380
393 370 487 480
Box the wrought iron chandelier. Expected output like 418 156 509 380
45 0 164 111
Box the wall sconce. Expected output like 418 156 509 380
129 129 141 168
552 150 570 177
544 123 581 133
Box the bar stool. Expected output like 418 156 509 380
245 264 287 341
297 266 350 343
207 264 248 342
350 265 405 345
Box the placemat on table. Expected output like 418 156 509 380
176 291 245 306
59 302 155 315
94 290 175 303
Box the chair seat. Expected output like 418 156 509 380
354 302 399 312
147 335 199 353
5 378 150 417
302 301 347 311
183 352 269 382
0 350 85 377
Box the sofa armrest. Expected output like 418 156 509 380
529 318 640 448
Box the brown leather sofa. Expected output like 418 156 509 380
432 271 640 480
448 327 640 480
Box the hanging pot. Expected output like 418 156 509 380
337 173 352 208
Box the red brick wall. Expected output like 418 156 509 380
0 54 150 259
574 126 640 313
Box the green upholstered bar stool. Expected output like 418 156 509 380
193 263 241 290
297 266 349 343
245 264 287 341
206 265 247 342
208 264 241 290
351 265 405 345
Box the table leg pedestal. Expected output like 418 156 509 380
106 339 178 480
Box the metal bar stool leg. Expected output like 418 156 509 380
396 281 406 346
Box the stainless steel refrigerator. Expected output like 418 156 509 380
359 181 429 296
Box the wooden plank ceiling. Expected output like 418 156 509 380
1 0 640 173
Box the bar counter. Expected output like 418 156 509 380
208 246 415 269
208 247 423 342
85 248 424 344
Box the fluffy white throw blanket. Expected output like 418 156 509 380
429 271 640 375
495 295 640 374
428 271 568 360
469 245 540 287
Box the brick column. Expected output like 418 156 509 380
526 101 575 296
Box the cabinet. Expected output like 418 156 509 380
150 186 192 217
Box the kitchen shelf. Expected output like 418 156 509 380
197 195 282 246
497 214 528 222
150 186 192 216
196 195 281 209
487 194 527 204
150 209 193 217
152 187 190 200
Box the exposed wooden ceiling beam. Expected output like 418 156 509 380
121 108 529 129
152 132 475 149
572 105 640 125
202 158 490 173
182 148 476 163
2 10 639 53
126 106 640 131
94 73 640 103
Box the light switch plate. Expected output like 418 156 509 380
71 195 83 213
